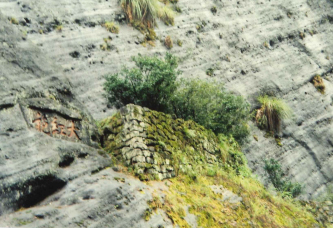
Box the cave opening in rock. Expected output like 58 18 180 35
16 174 66 209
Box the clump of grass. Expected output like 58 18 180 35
256 95 292 134
175 6 182 13
206 68 214 76
299 32 305 39
311 75 325 94
121 0 175 28
158 6 175 25
103 21 119 34
9 17 18 25
177 39 182 46
263 41 269 48
165 35 173 49
211 6 217 14
55 25 63 32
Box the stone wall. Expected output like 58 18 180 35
100 104 222 180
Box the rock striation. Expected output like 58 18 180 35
0 0 332 199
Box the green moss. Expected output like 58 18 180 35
177 39 183 46
9 17 18 25
103 21 119 34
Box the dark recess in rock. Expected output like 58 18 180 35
59 154 75 167
15 175 67 209
69 51 80 58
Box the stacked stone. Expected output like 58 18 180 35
102 104 222 180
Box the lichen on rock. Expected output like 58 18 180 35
99 104 231 180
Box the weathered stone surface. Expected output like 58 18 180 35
0 13 175 228
0 169 174 228
1 0 332 198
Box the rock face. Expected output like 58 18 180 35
0 11 108 215
0 12 174 227
0 0 332 200
100 104 222 180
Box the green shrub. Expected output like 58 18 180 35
104 53 180 111
256 95 292 134
264 159 302 198
171 79 250 142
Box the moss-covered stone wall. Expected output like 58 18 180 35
99 104 224 180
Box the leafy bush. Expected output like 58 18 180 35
104 54 251 143
264 159 302 198
171 79 250 142
104 53 180 112
256 95 292 134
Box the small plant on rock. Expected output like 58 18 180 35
311 75 325 94
256 95 292 134
55 24 63 32
165 36 173 49
103 21 119 34
264 159 302 198
177 39 182 46
211 6 217 14
9 17 18 25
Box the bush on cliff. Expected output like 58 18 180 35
104 53 180 112
171 79 250 142
104 53 251 142
264 159 302 198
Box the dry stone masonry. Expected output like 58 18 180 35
100 104 223 180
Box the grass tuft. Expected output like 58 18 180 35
121 0 175 28
256 96 292 134
103 21 119 34
311 75 325 94
165 35 173 49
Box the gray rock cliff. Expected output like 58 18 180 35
0 0 332 202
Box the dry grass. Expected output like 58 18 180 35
256 96 292 134
103 21 119 34
165 35 173 49
312 75 325 94
121 0 175 28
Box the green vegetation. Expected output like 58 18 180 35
55 24 63 32
264 159 302 198
171 79 250 142
256 95 292 135
206 67 214 76
9 17 18 25
104 53 180 111
142 154 320 228
312 75 325 94
103 21 119 34
177 39 182 46
211 6 217 14
104 54 251 143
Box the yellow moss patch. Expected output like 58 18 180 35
312 75 325 94
148 172 322 228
